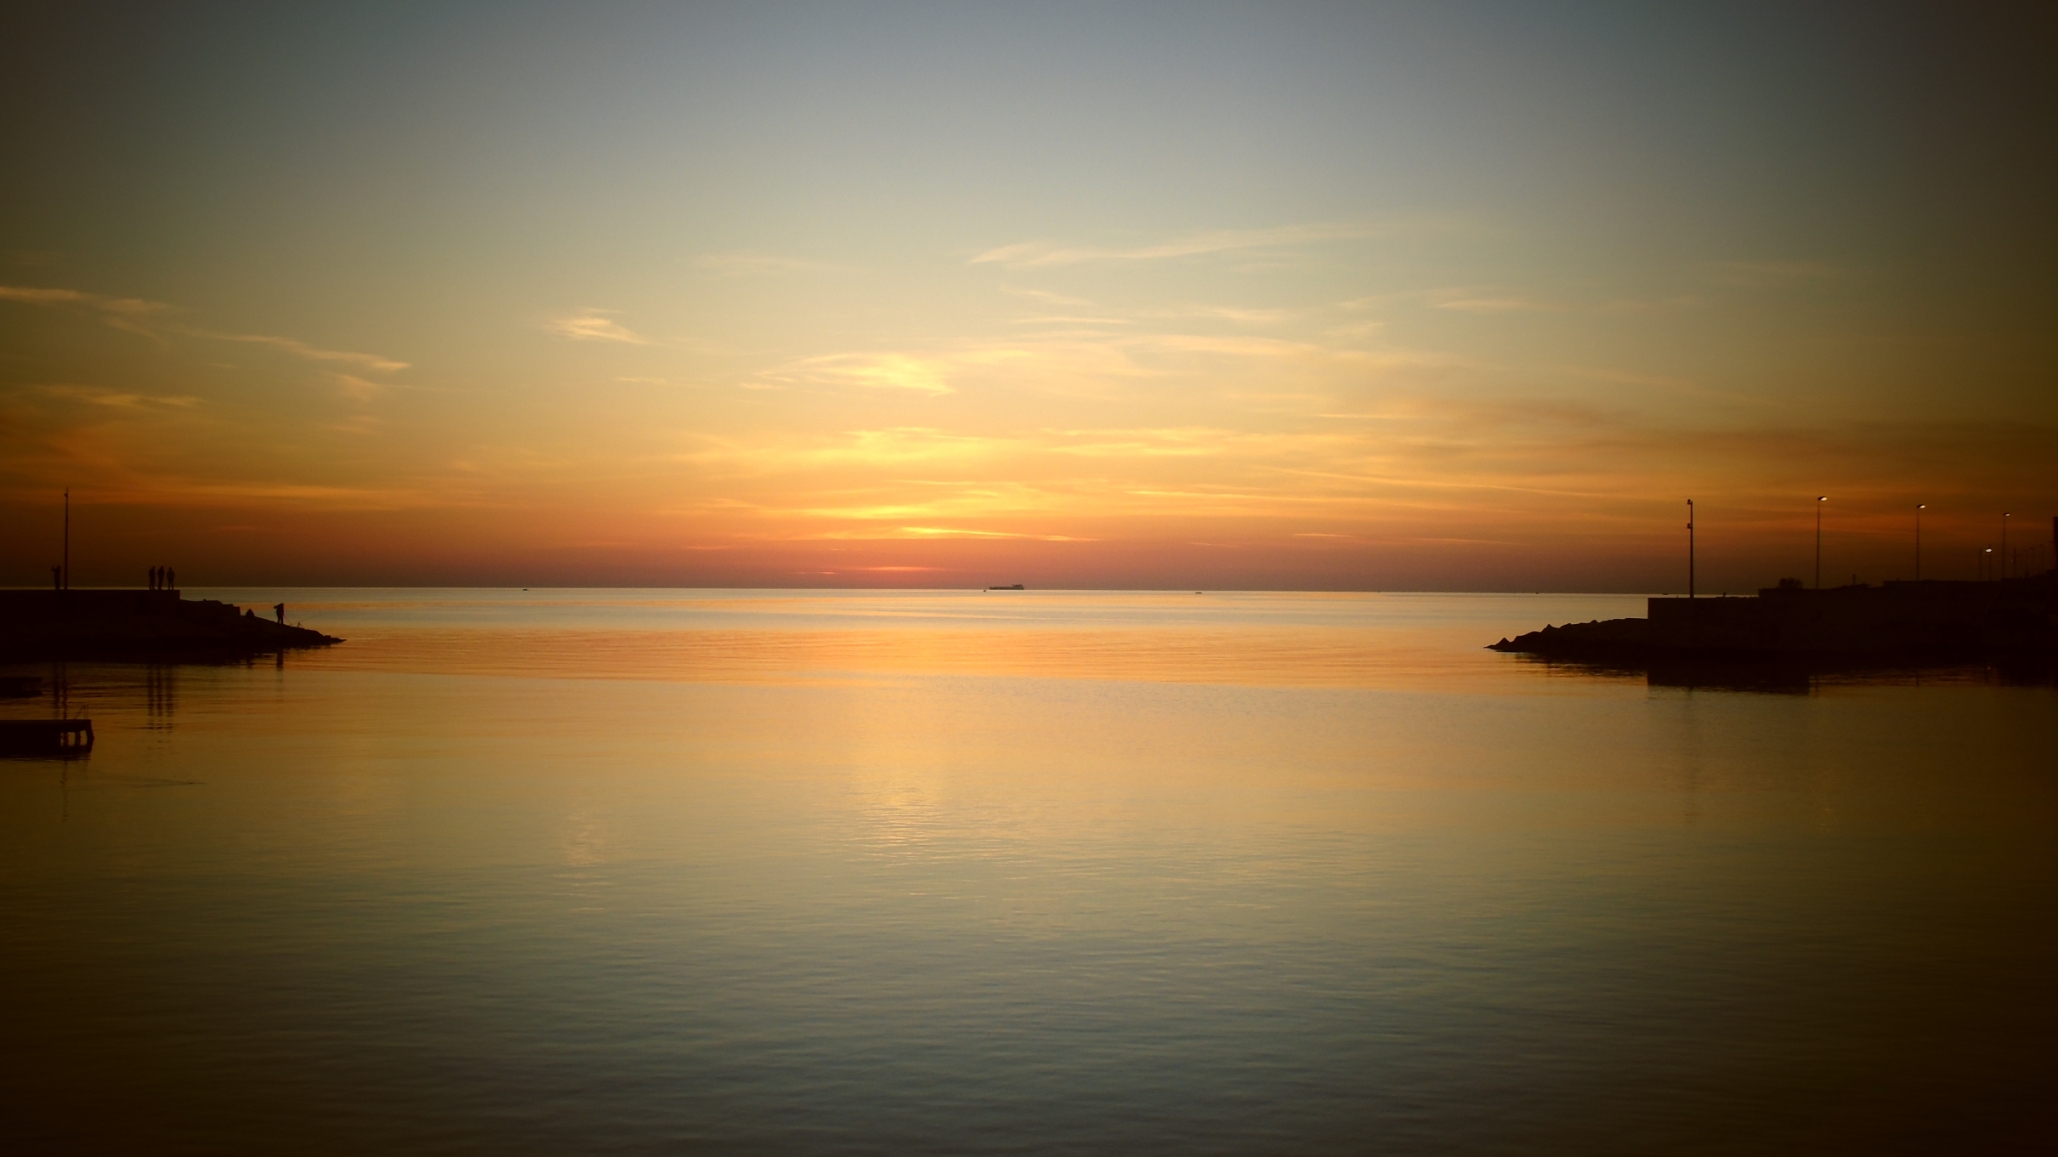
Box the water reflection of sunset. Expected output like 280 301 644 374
275 590 1645 690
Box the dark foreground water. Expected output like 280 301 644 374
3 591 2053 1155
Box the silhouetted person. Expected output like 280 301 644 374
274 603 285 624
167 567 175 590
150 565 160 590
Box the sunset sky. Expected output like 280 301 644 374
3 2 2051 590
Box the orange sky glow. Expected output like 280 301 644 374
3 5 2051 590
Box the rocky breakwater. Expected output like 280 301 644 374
1491 573 2057 664
0 589 342 660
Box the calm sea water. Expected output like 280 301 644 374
3 590 2053 1155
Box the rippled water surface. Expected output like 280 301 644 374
3 590 2053 1154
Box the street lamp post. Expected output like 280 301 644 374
1915 504 1925 581
1815 496 1827 589
1982 546 1993 581
1687 499 1695 600
2001 512 2010 580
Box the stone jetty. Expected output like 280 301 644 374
1491 573 2057 663
0 589 342 660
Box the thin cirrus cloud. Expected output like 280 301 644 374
192 330 409 373
0 285 171 316
1701 260 1853 286
36 384 201 409
334 374 388 403
1180 306 1297 325
114 478 453 511
1431 296 1552 313
970 222 1388 268
1 284 408 373
757 352 971 395
1 283 176 339
1004 287 1097 307
1009 315 1135 328
693 252 840 276
895 526 1092 542
546 309 651 344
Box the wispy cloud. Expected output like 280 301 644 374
333 374 388 402
0 285 412 374
1431 296 1550 313
323 414 386 435
758 352 985 395
1558 365 1747 402
694 252 840 276
194 330 409 372
1183 305 1296 325
1009 315 1133 327
1597 295 1703 315
37 385 201 409
895 526 1092 541
971 222 1381 268
0 285 173 315
546 309 650 344
110 479 454 510
0 284 176 338
1703 260 1853 287
1005 287 1095 307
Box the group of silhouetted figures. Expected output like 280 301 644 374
147 565 178 591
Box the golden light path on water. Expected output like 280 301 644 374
280 589 1647 688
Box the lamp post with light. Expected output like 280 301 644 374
1915 504 1925 581
1815 496 1827 589
2001 512 2010 579
1687 499 1695 600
